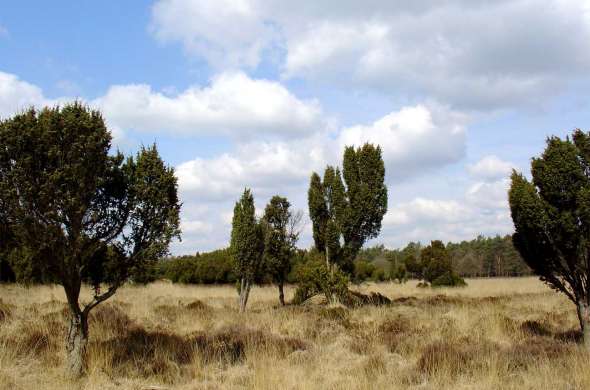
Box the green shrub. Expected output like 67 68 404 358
431 272 467 287
371 268 386 282
353 260 376 283
389 263 408 284
292 259 349 304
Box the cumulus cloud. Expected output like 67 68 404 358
339 104 467 179
176 103 467 205
381 176 513 247
468 155 514 182
151 0 590 109
466 179 510 211
150 0 275 68
93 71 324 141
0 71 51 117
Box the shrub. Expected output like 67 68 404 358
390 263 408 284
353 260 376 283
431 272 467 287
292 259 349 304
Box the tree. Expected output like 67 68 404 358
307 144 387 273
262 196 301 305
0 103 180 376
231 189 264 313
509 129 590 349
419 240 465 287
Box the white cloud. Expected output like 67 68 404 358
151 0 590 109
176 103 467 204
468 155 514 182
93 71 324 141
339 104 467 179
176 136 328 202
466 179 510 210
0 71 50 117
150 0 275 68
381 176 513 247
181 218 213 234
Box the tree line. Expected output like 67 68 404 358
91 233 527 288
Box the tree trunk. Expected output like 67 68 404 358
577 300 590 351
278 282 285 306
239 278 251 313
66 310 88 378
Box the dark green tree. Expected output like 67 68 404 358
262 196 301 305
307 144 387 273
0 103 180 377
231 189 264 312
509 129 590 349
409 241 466 287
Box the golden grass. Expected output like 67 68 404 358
0 277 588 389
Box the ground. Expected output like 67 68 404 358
0 278 588 389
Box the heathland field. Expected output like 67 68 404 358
0 278 588 390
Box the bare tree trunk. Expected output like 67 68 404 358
239 278 251 313
278 282 285 306
577 300 590 351
66 310 88 378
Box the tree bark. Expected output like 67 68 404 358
66 310 88 378
239 278 251 313
577 300 590 351
278 282 285 306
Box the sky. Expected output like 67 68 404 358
1 0 590 255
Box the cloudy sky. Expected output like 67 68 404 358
2 1 590 254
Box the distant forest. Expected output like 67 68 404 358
0 234 530 284
357 235 531 279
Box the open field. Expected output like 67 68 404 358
0 278 588 389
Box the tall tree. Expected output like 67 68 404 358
0 103 180 376
262 196 301 305
231 189 264 312
509 129 590 350
308 144 387 273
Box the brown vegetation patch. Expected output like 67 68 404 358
343 291 391 307
193 325 307 364
417 336 574 378
417 339 496 377
97 326 194 381
94 324 306 381
0 299 14 322
318 307 349 322
379 316 422 353
505 338 573 370
185 299 211 313
153 304 181 322
90 303 133 335
520 320 552 337
2 321 60 363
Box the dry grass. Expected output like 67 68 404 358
0 277 588 389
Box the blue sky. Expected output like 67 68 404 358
1 1 590 254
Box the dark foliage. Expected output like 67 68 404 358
509 128 590 346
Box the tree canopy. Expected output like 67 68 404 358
231 189 264 312
509 129 590 348
308 144 387 273
0 103 181 376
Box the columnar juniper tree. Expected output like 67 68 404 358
509 129 590 350
0 103 181 376
308 144 387 273
262 196 301 305
231 189 264 313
